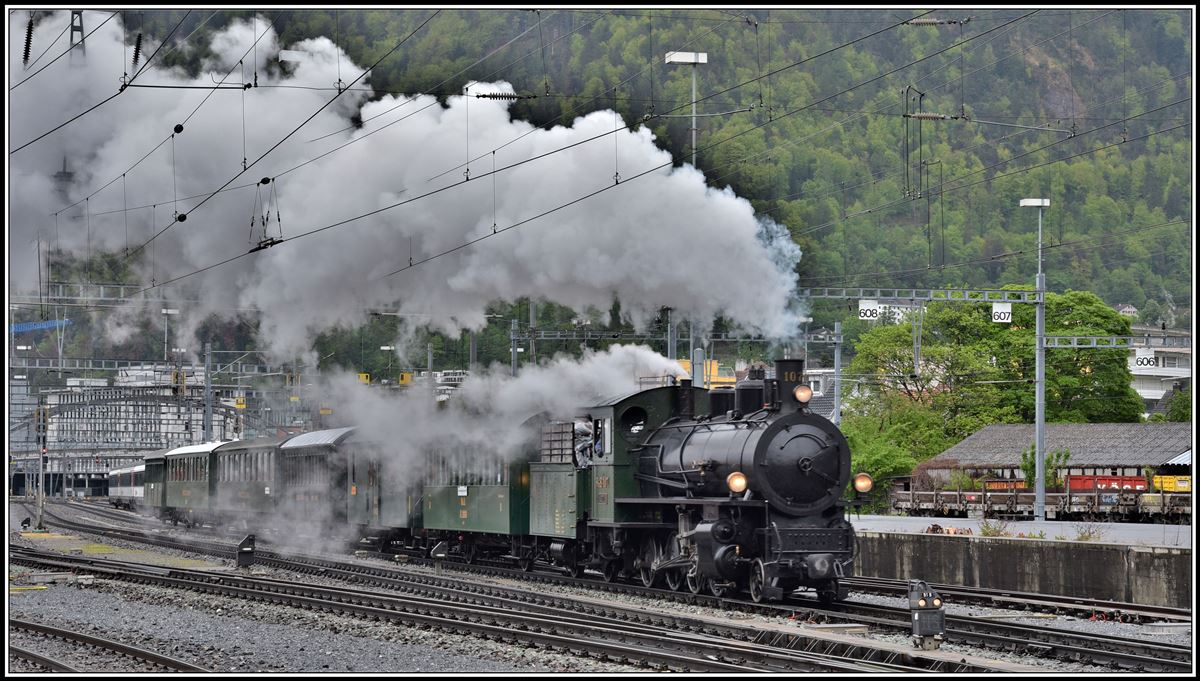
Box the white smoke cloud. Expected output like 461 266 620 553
317 343 683 466
9 11 805 360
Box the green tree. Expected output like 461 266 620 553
1020 443 1071 490
1165 385 1191 422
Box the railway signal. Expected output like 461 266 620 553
908 580 946 650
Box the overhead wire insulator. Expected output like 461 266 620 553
905 112 955 120
905 18 946 26
475 92 536 100
23 16 34 65
132 32 143 69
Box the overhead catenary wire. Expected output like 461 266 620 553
11 10 118 91
748 68 1187 212
108 8 1185 316
422 11 740 184
793 100 1190 239
13 10 194 155
125 9 443 261
704 8 1105 190
23 16 71 71
800 219 1191 286
126 10 1006 294
309 9 574 144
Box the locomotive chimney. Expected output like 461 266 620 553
775 358 806 415
677 378 694 420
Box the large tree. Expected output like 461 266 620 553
845 289 1144 485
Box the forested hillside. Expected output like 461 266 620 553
129 8 1191 331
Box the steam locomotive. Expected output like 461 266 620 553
131 358 871 603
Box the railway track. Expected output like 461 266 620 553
20 502 1192 672
9 645 82 673
844 575 1192 623
44 497 1191 623
10 547 931 673
9 619 210 673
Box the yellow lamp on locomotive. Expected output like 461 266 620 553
727 471 748 493
853 472 874 494
792 385 814 404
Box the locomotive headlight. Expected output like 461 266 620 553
853 472 874 494
726 471 748 493
792 385 814 404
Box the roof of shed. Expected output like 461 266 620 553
1164 449 1192 466
926 423 1193 468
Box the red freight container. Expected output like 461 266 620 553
1065 475 1147 492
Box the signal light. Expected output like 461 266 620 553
853 472 874 494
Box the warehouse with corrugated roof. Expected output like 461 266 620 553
918 423 1192 481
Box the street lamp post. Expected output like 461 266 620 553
1020 198 1050 522
380 346 395 380
667 50 708 386
161 308 179 362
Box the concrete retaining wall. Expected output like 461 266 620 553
856 531 1191 609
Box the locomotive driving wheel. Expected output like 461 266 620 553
638 538 661 588
709 579 730 598
600 559 619 582
662 532 684 591
817 580 840 605
664 569 684 591
749 558 767 603
685 564 704 594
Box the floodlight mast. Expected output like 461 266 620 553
1019 198 1050 521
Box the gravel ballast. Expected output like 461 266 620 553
7 576 640 673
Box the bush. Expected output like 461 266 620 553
979 518 1012 537
946 468 979 491
1072 522 1109 542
